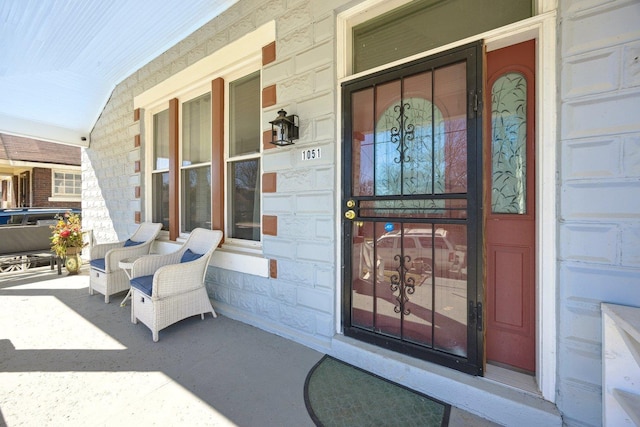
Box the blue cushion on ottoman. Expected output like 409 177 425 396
180 249 203 263
90 258 106 272
130 275 154 296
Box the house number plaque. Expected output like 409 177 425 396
301 148 321 161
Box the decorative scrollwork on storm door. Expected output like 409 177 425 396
390 102 415 164
389 254 416 316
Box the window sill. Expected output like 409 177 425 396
151 235 269 277
48 196 81 202
210 248 269 277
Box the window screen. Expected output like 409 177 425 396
353 0 532 73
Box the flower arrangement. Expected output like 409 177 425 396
50 211 86 258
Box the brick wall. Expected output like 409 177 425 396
558 0 640 425
32 168 50 206
32 167 81 209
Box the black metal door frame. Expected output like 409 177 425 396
341 41 484 376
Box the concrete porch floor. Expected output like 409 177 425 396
0 266 498 426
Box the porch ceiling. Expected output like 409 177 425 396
0 0 238 148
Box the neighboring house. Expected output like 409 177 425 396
82 1 640 426
0 133 81 209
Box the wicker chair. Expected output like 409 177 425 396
129 228 223 342
89 222 162 303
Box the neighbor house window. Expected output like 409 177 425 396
228 71 261 241
52 170 81 198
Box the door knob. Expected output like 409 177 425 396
344 210 356 220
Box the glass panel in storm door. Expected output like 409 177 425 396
369 67 468 217
436 62 468 195
350 219 438 344
350 220 376 330
432 223 468 356
370 221 468 350
352 70 465 200
352 88 375 197
375 222 434 345
432 62 469 357
348 60 470 355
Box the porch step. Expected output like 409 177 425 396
330 336 562 427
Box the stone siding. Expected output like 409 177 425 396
559 0 640 425
83 0 339 346
215 1 338 344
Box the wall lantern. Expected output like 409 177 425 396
269 109 299 146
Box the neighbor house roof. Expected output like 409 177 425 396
0 133 80 166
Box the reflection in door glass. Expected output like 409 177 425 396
351 67 469 200
351 221 375 330
350 221 469 355
351 88 375 197
432 223 467 356
435 63 468 194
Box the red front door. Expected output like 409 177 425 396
484 40 536 373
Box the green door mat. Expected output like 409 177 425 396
304 356 450 427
